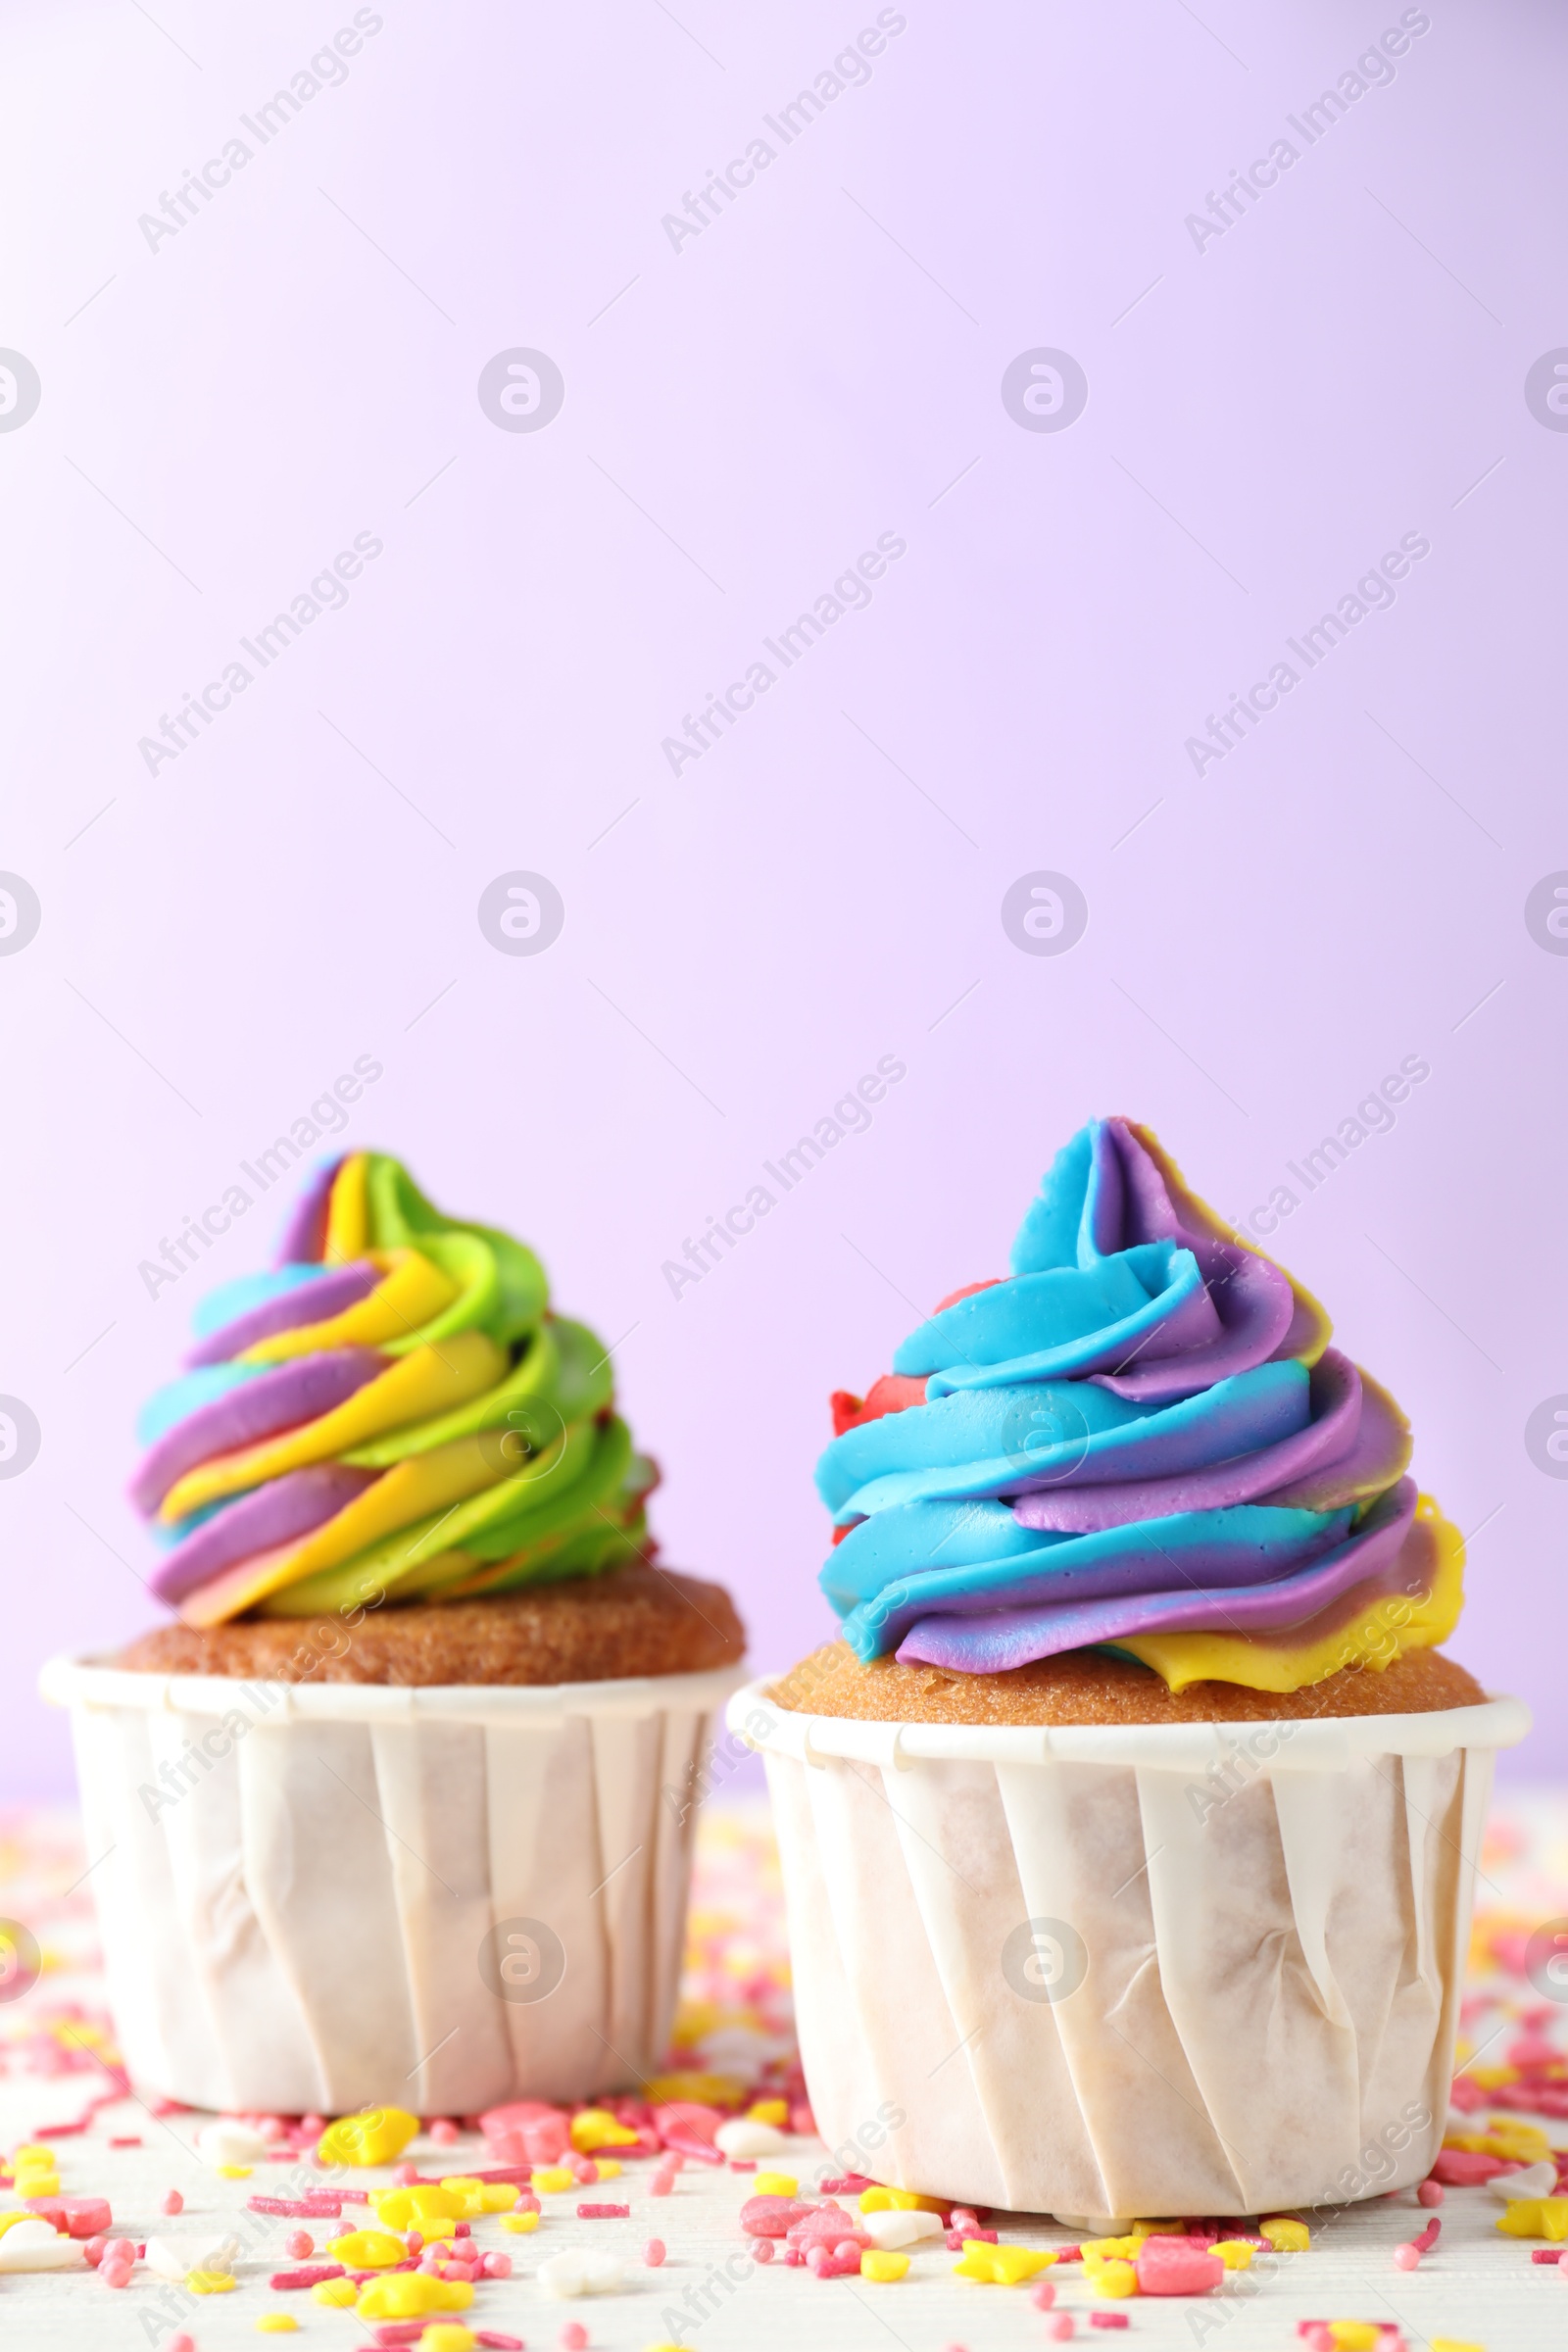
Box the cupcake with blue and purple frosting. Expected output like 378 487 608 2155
777 1116 1483 1721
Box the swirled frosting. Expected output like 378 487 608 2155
816 1119 1464 1692
133 1152 658 1625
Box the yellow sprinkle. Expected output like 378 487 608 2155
327 2230 411 2269
531 2166 576 2194
1092 2260 1140 2298
569 2108 641 2152
1081 2235 1145 2265
187 2269 239 2293
642 2343 699 2351
256 2320 300 2335
1213 2240 1253 2269
643 2073 747 2108
953 2241 1057 2284
859 2186 946 2214
501 2210 540 2233
13 2172 59 2198
860 2249 909 2281
1259 2217 1310 2252
747 2098 789 2127
312 2278 360 2307
357 2274 473 2318
437 2178 516 2215
1326 2328 1380 2351
754 2172 798 2197
593 2159 622 2181
375 2186 463 2234
417 2329 476 2352
10 2146 54 2168
1496 2196 1568 2240
1447 2121 1551 2163
318 2106 420 2168
1429 2340 1486 2352
216 2164 254 2180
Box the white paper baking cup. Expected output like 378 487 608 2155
729 1677 1530 2223
41 1653 744 2115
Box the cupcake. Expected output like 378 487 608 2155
731 1117 1527 2224
43 1152 745 2114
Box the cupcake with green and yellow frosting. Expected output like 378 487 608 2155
45 1152 743 2114
119 1151 740 1678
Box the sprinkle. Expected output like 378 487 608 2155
645 2238 665 2267
859 2186 947 2216
1260 2217 1311 2252
482 2251 513 2279
570 2109 640 2153
475 2337 526 2350
576 2203 629 2219
1090 2318 1130 2330
1417 2180 1445 2207
102 2260 133 2288
1393 2243 1420 2271
1032 2280 1056 2309
860 2249 909 2281
1411 2217 1442 2254
501 2212 539 2234
357 2273 474 2317
162 2191 184 2217
1047 2320 1075 2342
284 2231 314 2260
418 2331 474 2352
187 2267 239 2292
953 2242 1057 2284
256 2321 300 2334
428 2121 461 2146
753 2172 798 2197
537 2248 624 2297
272 2265 346 2289
750 2237 773 2261
328 2230 412 2270
109 2136 143 2148
533 2168 576 2194
318 2109 420 2169
713 2119 788 2159
312 2278 361 2306
1428 2342 1485 2352
559 2327 589 2350
1496 2197 1568 2239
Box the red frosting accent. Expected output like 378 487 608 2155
829 1375 928 1436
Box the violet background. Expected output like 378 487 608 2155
0 0 1563 1795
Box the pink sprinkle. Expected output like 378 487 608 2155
1411 2217 1442 2255
573 2158 599 2185
1306 2330 1336 2352
168 2338 196 2352
729 2158 757 2172
1090 2319 1130 2331
945 2230 964 2251
482 2252 513 2279
1393 2244 1420 2271
108 2136 142 2148
101 2261 133 2288
781 2246 805 2265
644 2238 665 2268
476 2338 526 2351
284 2231 314 2260
393 2162 419 2185
407 2231 423 2256
301 2116 327 2134
1032 2279 1056 2309
270 2265 345 2290
806 2245 830 2274
559 2327 589 2352
834 2239 862 2261
750 2237 774 2262
1416 2180 1445 2208
84 2235 108 2267
161 2189 183 2216
429 2119 460 2146
576 2202 628 2220
106 2238 135 2264
1531 2248 1563 2262
1048 2322 1075 2344
455 2221 471 2237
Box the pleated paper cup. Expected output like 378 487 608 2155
42 1653 744 2116
730 1677 1529 2225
